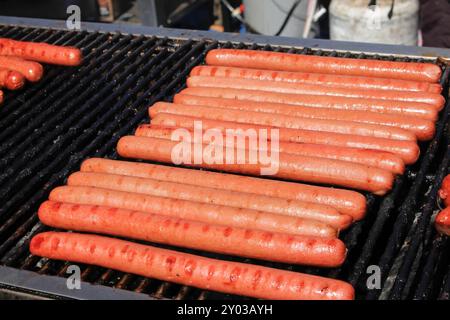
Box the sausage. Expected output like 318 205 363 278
30 232 355 299
152 114 420 164
0 38 82 66
80 158 367 219
67 171 351 230
149 102 417 142
187 76 445 108
180 87 439 121
435 207 450 236
205 49 442 82
0 56 43 82
116 135 394 195
50 185 343 237
438 175 450 207
174 94 436 141
136 124 405 174
0 67 25 90
38 202 344 266
0 90 3 104
190 65 443 93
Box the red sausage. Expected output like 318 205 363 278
181 87 439 121
117 135 395 195
152 114 420 164
0 56 43 82
187 75 445 108
149 102 417 141
0 38 82 66
38 201 345 266
439 175 450 207
30 232 355 300
50 185 344 237
80 158 367 220
0 67 25 90
190 65 443 93
136 124 406 174
67 172 351 231
435 207 450 236
174 94 436 141
205 49 442 82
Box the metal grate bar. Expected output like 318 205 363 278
0 36 143 170
365 67 450 300
0 32 107 133
0 38 168 260
413 234 449 299
438 263 450 300
0 39 203 265
389 120 450 299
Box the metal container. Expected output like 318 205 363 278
243 0 318 37
329 0 419 46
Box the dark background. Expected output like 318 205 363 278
0 0 448 48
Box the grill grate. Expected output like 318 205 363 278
0 24 449 300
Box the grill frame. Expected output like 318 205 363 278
2 15 450 59
0 16 450 300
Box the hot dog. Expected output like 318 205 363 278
50 186 343 237
116 135 394 194
439 175 450 207
0 38 82 66
80 158 367 219
30 232 355 299
190 65 443 93
180 87 439 121
149 102 417 141
0 56 43 82
205 49 442 82
173 94 436 141
152 114 420 164
38 202 344 266
136 125 405 174
435 207 450 236
0 67 25 90
67 171 351 230
187 76 444 108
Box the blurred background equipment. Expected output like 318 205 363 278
0 0 448 48
329 0 420 46
420 0 450 48
0 0 105 21
136 0 214 29
98 0 134 22
241 0 319 37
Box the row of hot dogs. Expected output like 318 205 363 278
30 48 446 300
0 38 82 103
31 159 356 300
117 51 445 195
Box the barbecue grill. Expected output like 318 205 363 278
0 16 449 300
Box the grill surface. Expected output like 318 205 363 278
0 23 449 300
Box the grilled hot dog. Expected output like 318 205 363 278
0 67 25 90
30 231 355 299
38 202 345 266
80 158 367 220
0 38 82 66
116 135 394 194
173 94 435 141
205 49 441 82
190 65 443 93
